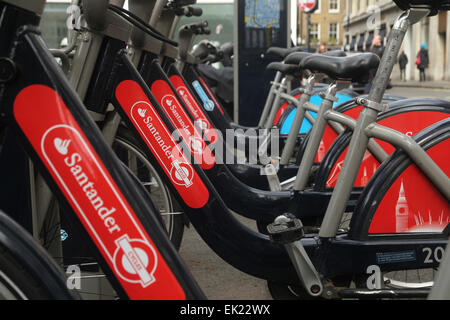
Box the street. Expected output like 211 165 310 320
388 85 450 100
177 86 449 300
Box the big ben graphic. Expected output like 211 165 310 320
395 180 410 233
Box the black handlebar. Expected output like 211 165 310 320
175 6 203 17
182 20 209 35
187 6 203 17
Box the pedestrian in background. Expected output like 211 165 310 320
365 35 385 93
398 51 408 82
416 43 429 82
317 43 327 54
370 35 385 59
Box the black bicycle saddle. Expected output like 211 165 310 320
266 62 302 76
299 53 380 82
266 46 301 59
393 0 450 15
284 52 312 65
284 50 346 66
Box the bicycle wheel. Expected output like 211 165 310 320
382 269 436 289
112 127 185 250
0 210 75 300
348 119 450 293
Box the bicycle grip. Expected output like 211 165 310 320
202 26 211 35
189 7 203 17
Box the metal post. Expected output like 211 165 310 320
294 84 337 191
280 75 315 165
258 72 283 127
264 77 287 129
318 9 430 238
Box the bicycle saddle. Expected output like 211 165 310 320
266 46 301 59
266 62 302 76
284 50 346 66
284 52 312 65
300 53 380 82
393 0 450 14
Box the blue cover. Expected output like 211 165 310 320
280 93 353 134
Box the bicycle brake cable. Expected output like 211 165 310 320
108 4 179 47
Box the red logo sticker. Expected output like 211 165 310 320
169 75 218 144
326 110 449 188
115 80 210 209
151 80 215 170
13 85 186 299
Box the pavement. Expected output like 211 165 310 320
391 80 450 90
178 213 273 300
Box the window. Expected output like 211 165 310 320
329 23 338 43
329 0 340 13
310 23 320 43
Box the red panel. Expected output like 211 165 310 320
369 139 450 234
116 80 210 210
169 75 218 145
150 79 215 170
273 94 302 126
14 84 186 300
315 106 363 163
326 111 449 188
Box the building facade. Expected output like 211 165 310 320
298 0 346 51
343 0 450 81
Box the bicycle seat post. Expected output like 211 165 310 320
149 0 168 28
293 82 338 191
319 8 431 239
279 75 316 165
128 0 160 65
258 71 283 128
263 76 289 130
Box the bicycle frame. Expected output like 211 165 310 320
67 2 365 225
34 0 450 298
56 0 305 283
0 0 204 300
319 8 450 238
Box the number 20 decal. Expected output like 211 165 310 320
423 247 445 264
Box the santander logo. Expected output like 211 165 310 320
131 100 194 188
151 80 215 169
169 75 218 145
116 80 210 209
43 126 159 288
171 161 194 187
138 108 147 118
54 138 71 155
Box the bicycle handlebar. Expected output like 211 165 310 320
187 6 203 17
182 20 209 35
175 6 203 17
